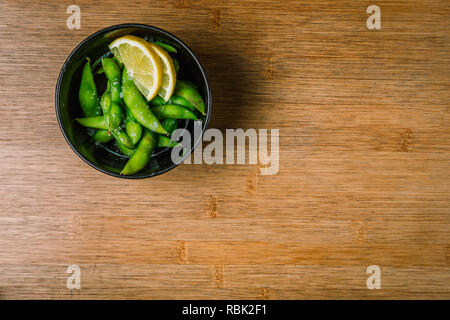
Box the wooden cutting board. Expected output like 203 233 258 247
0 0 448 299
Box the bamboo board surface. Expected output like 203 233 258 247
0 0 449 299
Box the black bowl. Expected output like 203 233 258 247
56 24 211 178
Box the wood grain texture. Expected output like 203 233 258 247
0 0 449 299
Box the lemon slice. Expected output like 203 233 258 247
148 42 177 101
109 35 162 101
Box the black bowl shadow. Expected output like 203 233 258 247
194 43 263 130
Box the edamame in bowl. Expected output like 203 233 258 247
56 24 211 178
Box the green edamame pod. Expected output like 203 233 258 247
122 68 167 135
154 41 177 53
125 107 143 145
100 86 112 113
126 120 143 146
126 105 136 122
100 88 112 128
112 56 124 69
149 95 166 107
151 94 195 111
157 119 179 148
170 95 196 111
93 129 113 143
117 141 135 157
108 102 122 130
157 136 180 148
111 127 134 149
162 119 178 134
151 104 198 120
79 59 101 116
91 86 113 143
76 116 108 130
174 80 205 115
102 58 122 104
120 130 157 175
